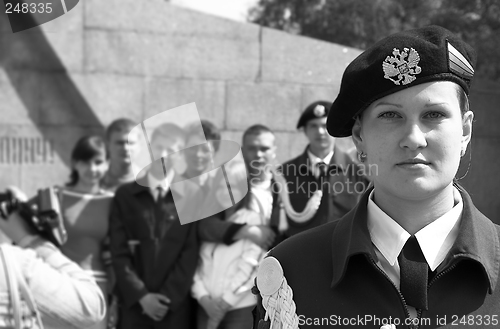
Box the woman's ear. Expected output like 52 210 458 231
351 116 364 152
461 110 474 153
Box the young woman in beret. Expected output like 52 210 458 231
252 26 499 329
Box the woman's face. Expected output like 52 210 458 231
353 81 473 202
73 153 109 186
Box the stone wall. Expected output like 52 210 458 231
0 0 498 220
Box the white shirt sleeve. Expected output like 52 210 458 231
2 238 106 329
223 240 265 306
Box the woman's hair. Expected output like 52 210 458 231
456 84 470 115
67 135 107 186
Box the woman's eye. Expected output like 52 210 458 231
378 111 399 119
424 111 445 119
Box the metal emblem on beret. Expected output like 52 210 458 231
257 257 284 296
383 47 422 85
313 104 326 117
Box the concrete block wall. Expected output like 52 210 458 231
0 0 498 220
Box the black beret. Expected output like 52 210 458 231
297 100 332 129
327 25 477 137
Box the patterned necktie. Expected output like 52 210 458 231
399 235 429 310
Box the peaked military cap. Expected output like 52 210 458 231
297 100 332 129
327 25 477 137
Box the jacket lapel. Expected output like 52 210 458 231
329 185 499 293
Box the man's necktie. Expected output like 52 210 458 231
154 186 165 227
316 162 328 179
315 162 330 223
399 235 429 310
156 186 165 203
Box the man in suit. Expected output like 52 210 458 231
280 101 369 237
110 123 198 329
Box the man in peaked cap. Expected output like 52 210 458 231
252 26 500 329
278 100 369 238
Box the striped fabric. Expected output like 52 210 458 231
448 41 474 79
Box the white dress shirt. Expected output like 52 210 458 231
248 179 273 223
307 149 334 179
367 187 463 316
146 170 174 201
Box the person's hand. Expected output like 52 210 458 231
5 186 28 202
207 317 221 329
199 295 226 329
199 295 224 319
214 297 231 312
208 297 231 329
236 225 276 249
0 210 36 245
0 186 31 245
139 293 170 321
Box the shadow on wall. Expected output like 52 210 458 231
0 10 103 168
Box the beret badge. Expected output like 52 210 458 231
447 41 474 79
313 104 326 117
383 47 422 85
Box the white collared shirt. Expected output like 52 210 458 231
147 170 174 201
367 188 463 315
307 149 334 179
248 179 273 223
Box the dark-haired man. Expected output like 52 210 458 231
196 124 279 249
110 123 198 329
194 123 282 329
102 118 141 192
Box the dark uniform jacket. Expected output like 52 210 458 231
253 185 500 329
280 145 369 237
110 175 198 329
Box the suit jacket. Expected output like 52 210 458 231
280 145 369 237
109 175 198 317
253 185 500 328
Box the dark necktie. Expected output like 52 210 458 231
154 186 165 228
316 162 328 179
156 186 165 204
154 186 175 240
399 235 429 310
315 162 330 224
